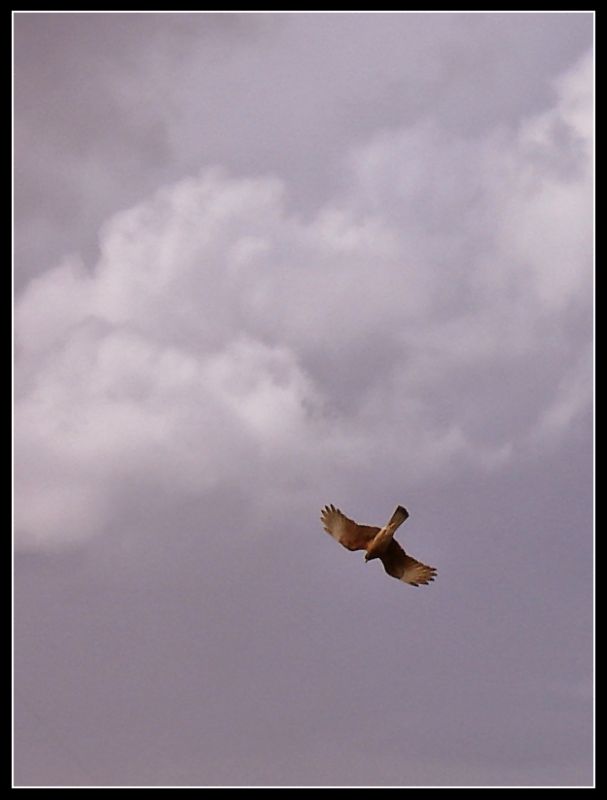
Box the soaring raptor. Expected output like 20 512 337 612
320 504 437 587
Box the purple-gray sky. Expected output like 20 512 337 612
13 12 593 787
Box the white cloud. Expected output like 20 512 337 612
534 344 593 440
15 257 94 356
14 51 593 551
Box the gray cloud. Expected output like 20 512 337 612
14 13 593 787
14 12 592 287
15 49 592 551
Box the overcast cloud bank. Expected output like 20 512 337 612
15 50 592 552
14 14 593 788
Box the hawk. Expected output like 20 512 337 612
320 504 437 587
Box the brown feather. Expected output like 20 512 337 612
320 503 437 589
320 504 380 551
379 539 437 586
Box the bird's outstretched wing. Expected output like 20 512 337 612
321 504 380 551
379 539 437 586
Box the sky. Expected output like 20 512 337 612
13 12 594 787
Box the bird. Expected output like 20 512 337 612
320 504 437 587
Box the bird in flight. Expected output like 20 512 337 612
320 504 437 587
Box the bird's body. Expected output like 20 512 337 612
363 504 410 561
320 504 436 587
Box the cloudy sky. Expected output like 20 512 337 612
13 12 593 787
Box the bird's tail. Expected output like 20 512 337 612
386 505 409 532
